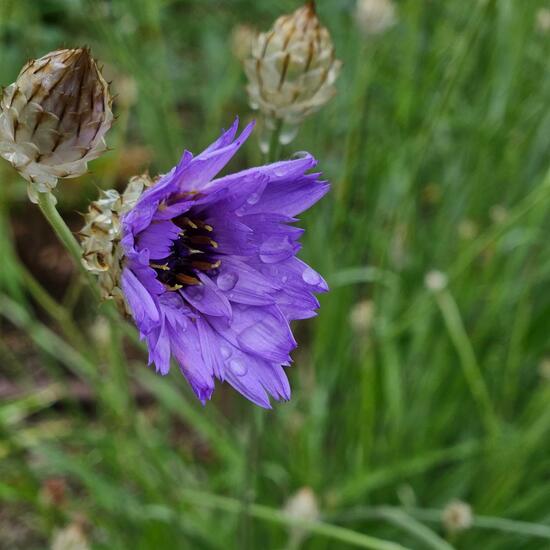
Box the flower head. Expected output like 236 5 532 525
119 119 328 407
0 48 113 202
244 2 341 137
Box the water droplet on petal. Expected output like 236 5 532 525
302 267 321 286
217 272 239 291
185 284 204 301
291 151 309 160
229 357 248 376
260 236 293 263
247 191 261 205
282 275 288 283
220 345 232 359
273 166 288 177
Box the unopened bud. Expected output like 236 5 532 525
244 2 341 142
442 500 473 534
51 520 90 550
356 0 397 36
0 48 113 202
79 174 153 314
424 270 448 292
350 299 375 334
284 487 319 546
536 8 550 34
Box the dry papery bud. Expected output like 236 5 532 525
284 487 320 546
442 500 473 534
0 48 113 202
350 299 375 334
536 8 550 34
51 521 90 550
424 270 448 292
79 174 153 314
356 0 397 36
244 2 341 147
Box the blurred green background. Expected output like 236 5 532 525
1 0 550 548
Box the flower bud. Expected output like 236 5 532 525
0 48 113 202
79 174 152 314
355 0 397 36
442 500 473 534
244 2 341 142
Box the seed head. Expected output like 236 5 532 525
79 174 152 314
350 299 375 334
244 3 341 135
536 8 550 34
0 48 113 202
424 270 448 292
355 0 397 36
442 500 473 534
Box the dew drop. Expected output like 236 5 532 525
259 236 293 263
282 275 288 283
217 272 239 291
247 191 261 205
220 345 232 359
302 267 321 286
291 151 309 160
229 357 248 376
185 284 204 301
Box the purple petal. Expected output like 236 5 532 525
121 268 159 333
169 322 215 404
181 272 232 318
209 304 296 364
215 256 280 306
178 121 255 193
136 220 180 260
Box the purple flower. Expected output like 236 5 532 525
120 119 329 407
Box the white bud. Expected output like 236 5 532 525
51 522 90 550
0 48 113 202
442 500 473 533
424 270 448 292
284 486 319 545
244 2 341 136
536 8 550 34
350 299 375 334
356 0 397 36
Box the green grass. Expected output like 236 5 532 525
1 0 550 548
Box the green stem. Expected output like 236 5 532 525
36 191 102 301
180 489 409 550
36 192 84 268
434 288 499 437
334 506 550 541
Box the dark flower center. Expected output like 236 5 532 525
150 214 220 290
